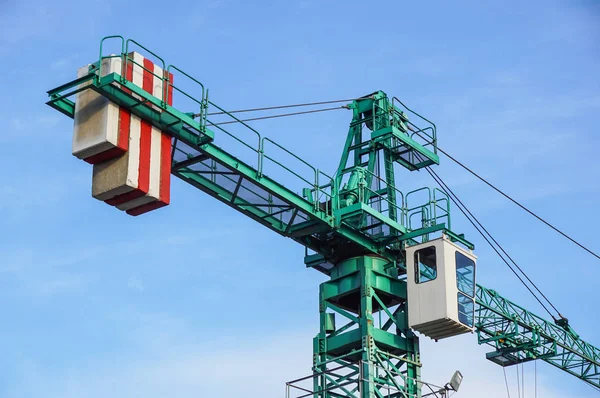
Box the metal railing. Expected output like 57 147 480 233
391 97 437 155
94 36 448 232
285 360 450 398
96 35 335 218
405 187 451 231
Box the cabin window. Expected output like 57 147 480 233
457 293 474 327
414 246 437 284
455 251 475 297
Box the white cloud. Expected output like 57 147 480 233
5 320 313 398
4 319 593 398
4 113 68 143
0 5 53 48
0 171 85 211
50 54 80 71
0 227 240 297
418 334 593 398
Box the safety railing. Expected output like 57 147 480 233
392 96 437 155
96 36 335 219
405 187 451 231
206 100 262 167
285 359 448 398
262 137 334 214
99 36 168 102
91 37 448 229
205 105 335 217
334 167 454 236
168 64 207 133
336 167 407 225
99 36 209 129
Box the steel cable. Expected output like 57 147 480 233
206 98 600 263
207 98 358 116
425 165 561 318
437 145 600 261
425 167 557 319
206 106 346 126
503 367 512 398
200 98 587 320
516 364 521 398
406 126 600 262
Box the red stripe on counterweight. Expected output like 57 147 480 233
117 58 134 152
159 72 173 204
127 71 174 216
135 57 154 196
105 56 155 206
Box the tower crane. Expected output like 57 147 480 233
46 36 600 397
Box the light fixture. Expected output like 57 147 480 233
447 370 463 392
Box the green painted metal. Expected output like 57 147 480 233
475 284 600 389
46 37 456 270
46 35 600 395
313 256 421 397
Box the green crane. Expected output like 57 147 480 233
46 36 599 397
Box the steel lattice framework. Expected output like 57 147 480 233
46 36 600 395
476 285 600 387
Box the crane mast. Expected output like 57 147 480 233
46 36 600 396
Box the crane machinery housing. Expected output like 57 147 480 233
46 36 600 397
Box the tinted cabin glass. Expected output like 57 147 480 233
455 251 475 297
414 246 436 283
457 293 474 327
456 251 475 327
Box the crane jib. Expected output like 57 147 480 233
45 35 600 394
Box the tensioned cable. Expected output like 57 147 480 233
407 127 600 261
200 99 585 316
503 367 512 398
438 145 599 260
516 364 521 398
426 167 557 319
425 166 561 318
427 167 556 318
521 363 525 398
587 383 600 394
206 106 346 126
207 98 358 116
534 361 537 398
214 103 600 261
204 101 600 261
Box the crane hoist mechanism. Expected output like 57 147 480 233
46 36 600 397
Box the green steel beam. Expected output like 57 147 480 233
46 60 461 268
46 71 417 265
476 284 600 389
45 36 600 396
314 256 421 398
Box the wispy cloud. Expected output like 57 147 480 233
4 305 313 398
0 5 54 49
4 113 64 143
3 320 589 398
0 226 239 297
0 173 82 211
50 54 80 72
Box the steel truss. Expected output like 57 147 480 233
46 35 600 394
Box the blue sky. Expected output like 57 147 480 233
1 0 599 397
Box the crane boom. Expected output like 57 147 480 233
476 284 600 389
46 36 600 395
